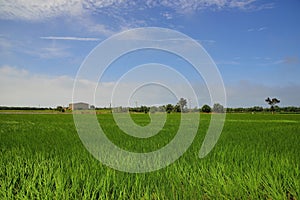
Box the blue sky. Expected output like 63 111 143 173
0 0 299 107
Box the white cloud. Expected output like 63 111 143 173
162 12 173 20
216 60 240 65
255 56 300 67
24 46 71 59
83 22 117 36
0 0 134 22
0 1 124 36
226 80 300 107
0 35 73 59
0 65 73 107
148 0 270 13
0 0 84 21
0 0 274 39
0 65 198 107
247 26 268 32
1 66 299 108
40 36 100 41
255 3 274 10
228 0 255 9
0 65 29 77
0 65 105 107
0 0 273 22
199 40 216 46
258 27 267 31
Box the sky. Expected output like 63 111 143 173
0 0 299 108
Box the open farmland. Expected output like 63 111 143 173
0 113 299 199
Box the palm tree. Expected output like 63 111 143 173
265 97 280 114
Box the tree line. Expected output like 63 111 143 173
0 106 53 110
1 97 299 113
1 105 300 113
110 104 300 114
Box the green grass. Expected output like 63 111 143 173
0 113 299 199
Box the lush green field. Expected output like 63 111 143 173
0 113 299 199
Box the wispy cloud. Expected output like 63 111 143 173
198 40 216 45
216 60 240 65
83 22 117 36
0 35 72 59
0 0 84 21
162 12 173 20
258 27 267 31
230 1 274 11
148 0 273 13
0 0 274 22
40 36 101 41
247 26 268 32
25 47 71 59
0 0 275 39
265 56 300 66
228 0 256 9
255 56 300 67
255 3 275 11
0 36 12 49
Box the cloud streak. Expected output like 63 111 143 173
258 27 267 31
255 56 300 67
40 36 101 41
247 26 268 32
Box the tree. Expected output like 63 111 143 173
178 98 187 111
265 97 280 113
250 106 263 112
173 104 181 112
212 103 225 113
140 106 150 114
201 104 211 113
165 104 174 114
56 106 64 112
90 105 95 110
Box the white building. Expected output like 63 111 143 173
69 102 89 110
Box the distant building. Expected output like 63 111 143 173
69 102 89 110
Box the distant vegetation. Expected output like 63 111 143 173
0 97 299 113
226 106 300 113
1 105 300 113
0 106 53 111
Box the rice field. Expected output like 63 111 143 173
0 113 299 199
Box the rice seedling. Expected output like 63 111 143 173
0 113 299 199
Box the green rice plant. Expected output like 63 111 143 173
0 113 299 199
